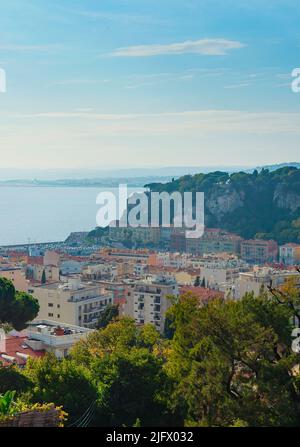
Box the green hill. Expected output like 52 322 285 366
146 166 300 244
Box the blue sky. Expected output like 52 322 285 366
0 0 300 169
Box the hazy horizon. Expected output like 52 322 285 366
0 162 299 181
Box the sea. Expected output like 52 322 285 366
0 186 142 246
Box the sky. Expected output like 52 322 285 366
0 0 300 170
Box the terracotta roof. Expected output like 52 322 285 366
0 336 45 367
180 286 224 303
27 256 44 265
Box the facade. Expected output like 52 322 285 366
124 275 178 333
59 259 86 275
109 226 160 246
31 277 113 328
240 239 278 264
81 262 117 280
0 267 29 292
198 257 249 289
26 264 60 283
170 230 186 252
279 243 300 266
186 228 242 255
43 250 61 267
237 267 299 298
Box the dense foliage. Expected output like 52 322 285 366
146 167 300 243
96 304 119 329
3 285 300 427
0 278 39 331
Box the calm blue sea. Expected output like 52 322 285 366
0 186 140 246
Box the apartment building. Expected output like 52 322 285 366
26 264 60 283
241 239 278 264
170 230 186 252
124 275 178 333
43 250 61 267
81 262 118 281
186 228 243 255
237 267 299 298
279 243 300 266
0 266 29 292
148 252 189 269
31 277 113 328
109 226 160 246
199 257 249 289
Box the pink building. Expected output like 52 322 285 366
241 239 278 264
0 267 29 292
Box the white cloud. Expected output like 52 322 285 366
224 83 250 89
109 39 245 57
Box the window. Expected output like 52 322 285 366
48 303 54 307
48 313 54 317
57 314 60 318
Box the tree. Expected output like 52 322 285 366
165 292 299 427
194 276 200 287
96 304 119 329
23 355 97 424
0 278 39 331
0 366 32 394
41 269 46 285
71 319 180 426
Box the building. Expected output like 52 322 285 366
241 239 278 264
31 277 113 328
198 257 249 289
26 264 60 284
186 228 242 255
237 267 299 298
123 275 178 332
25 320 93 359
0 333 45 367
43 250 61 267
109 226 160 246
279 243 300 266
0 266 29 292
81 262 117 281
0 320 92 364
170 230 186 252
180 286 224 305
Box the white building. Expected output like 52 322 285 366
31 277 113 328
279 244 300 266
124 275 178 333
25 320 93 359
237 267 299 298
